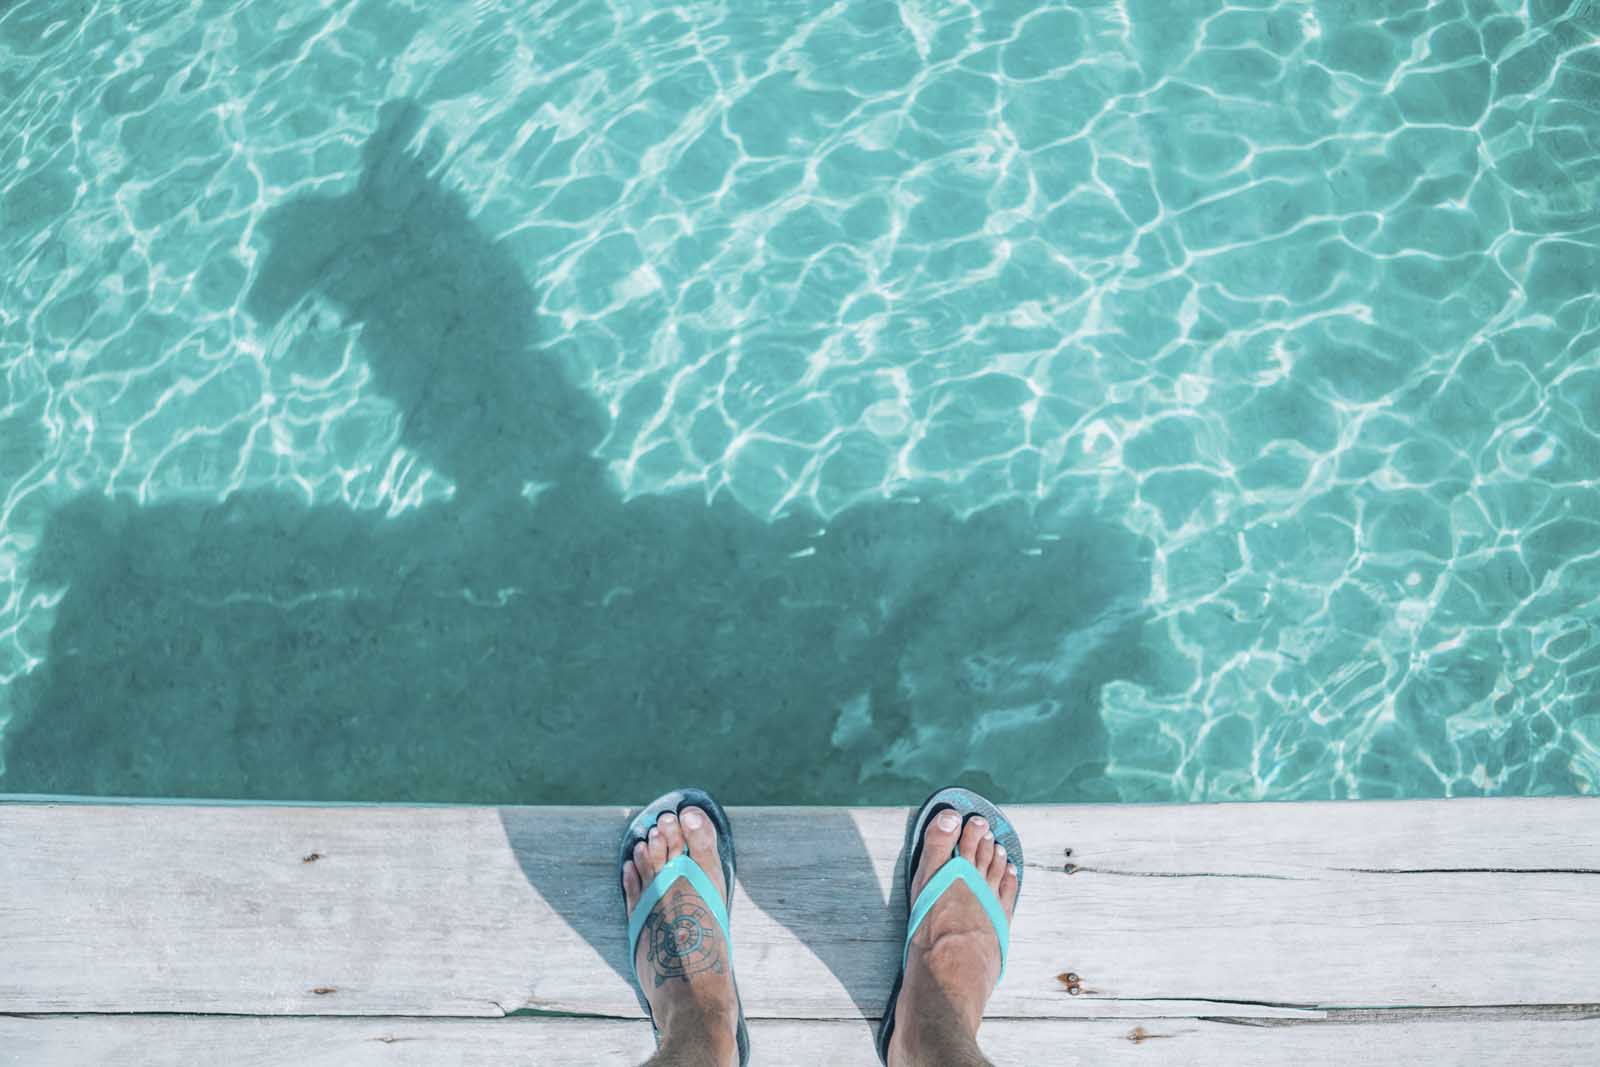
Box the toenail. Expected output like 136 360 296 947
937 811 959 831
660 812 677 823
973 817 988 829
984 831 994 841
1007 864 1017 876
682 809 704 829
996 845 1007 858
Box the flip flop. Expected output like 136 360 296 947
618 787 750 1066
876 785 1024 1064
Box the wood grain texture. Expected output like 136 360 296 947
1 798 1598 1021
5 1013 1600 1067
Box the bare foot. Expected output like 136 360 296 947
889 808 1019 1066
621 807 740 1067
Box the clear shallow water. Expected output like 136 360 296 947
1 0 1597 803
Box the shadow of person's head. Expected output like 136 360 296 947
247 99 605 498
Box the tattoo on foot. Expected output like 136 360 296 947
643 887 724 987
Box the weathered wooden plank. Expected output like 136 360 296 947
4 1013 1600 1066
1 798 1597 1019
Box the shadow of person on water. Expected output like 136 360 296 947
4 99 1153 1020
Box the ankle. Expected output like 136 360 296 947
655 998 739 1067
890 955 989 1067
889 1006 988 1067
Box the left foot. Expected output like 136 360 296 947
621 806 739 1066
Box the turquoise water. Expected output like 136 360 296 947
1 0 1597 803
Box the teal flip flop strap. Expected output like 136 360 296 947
627 854 733 985
902 855 1010 981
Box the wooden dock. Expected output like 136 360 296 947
2 797 1597 1064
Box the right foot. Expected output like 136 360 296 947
621 806 740 1067
888 808 1020 1066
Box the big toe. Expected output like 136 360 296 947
679 805 723 888
913 808 963 895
